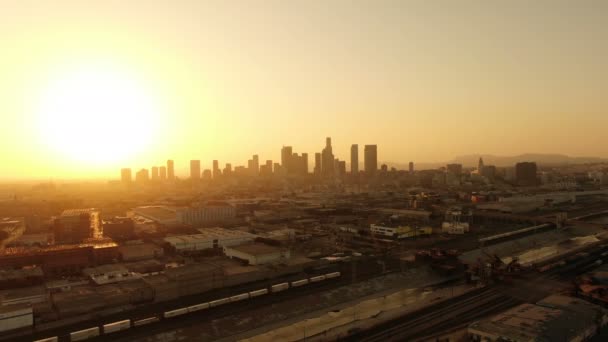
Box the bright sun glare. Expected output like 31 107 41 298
36 63 161 165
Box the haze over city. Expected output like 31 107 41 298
1 0 607 179
4 2 608 342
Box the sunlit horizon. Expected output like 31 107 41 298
1 0 607 180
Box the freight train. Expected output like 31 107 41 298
33 271 341 342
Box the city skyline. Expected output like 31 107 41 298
1 1 607 180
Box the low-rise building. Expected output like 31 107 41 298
223 243 290 265
178 202 236 225
118 241 163 261
130 206 180 227
370 224 432 239
468 295 607 341
83 264 141 285
441 222 470 234
164 227 256 253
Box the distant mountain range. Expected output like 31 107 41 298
383 153 608 170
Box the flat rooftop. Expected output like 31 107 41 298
469 295 606 341
60 208 99 217
227 243 283 256
132 206 178 221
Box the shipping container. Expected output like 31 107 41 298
230 293 249 302
271 283 289 292
187 302 210 312
103 319 131 334
325 272 341 279
249 288 268 297
291 279 309 287
70 327 100 341
163 307 188 318
34 337 58 342
133 317 159 326
310 275 326 282
209 297 231 307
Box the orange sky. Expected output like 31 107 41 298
1 1 607 179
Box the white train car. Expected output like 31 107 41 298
133 317 160 327
310 275 326 283
271 282 289 293
70 327 100 341
34 337 58 342
209 297 231 308
103 319 131 334
230 293 250 303
249 288 268 297
163 307 188 318
187 302 210 313
291 279 309 287
325 272 341 279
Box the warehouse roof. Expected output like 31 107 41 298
226 243 283 256
469 295 606 341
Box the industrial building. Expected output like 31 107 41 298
468 295 607 341
164 228 256 253
223 243 291 265
370 224 432 239
178 202 236 225
54 209 102 244
130 206 181 227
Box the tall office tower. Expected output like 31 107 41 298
337 160 346 177
159 166 167 181
281 146 293 173
151 166 159 181
135 168 149 184
252 155 259 175
515 162 538 186
202 169 212 180
350 144 359 174
247 159 253 173
321 137 335 177
364 145 378 176
301 153 308 174
213 160 220 179
409 161 414 174
478 157 485 172
120 168 132 184
167 160 175 180
314 153 322 175
190 160 201 180
266 160 273 173
223 163 232 176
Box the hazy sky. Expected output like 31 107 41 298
1 0 607 179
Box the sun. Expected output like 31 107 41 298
35 63 162 165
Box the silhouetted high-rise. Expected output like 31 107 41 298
159 166 167 181
364 145 377 176
281 146 293 174
321 137 334 177
252 155 259 175
167 160 175 180
151 166 159 181
135 168 149 184
190 160 201 180
314 153 322 175
409 161 414 174
350 144 359 174
213 160 220 179
515 162 537 186
120 168 132 184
